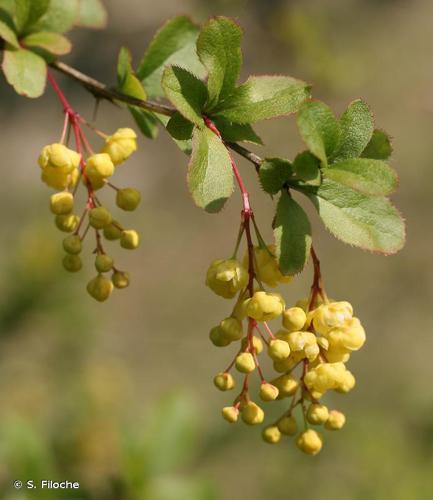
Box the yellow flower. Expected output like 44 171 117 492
87 274 114 302
313 301 353 334
262 425 281 444
267 339 291 361
259 383 279 401
213 372 235 391
241 401 264 425
205 259 248 299
218 317 243 341
55 214 79 233
296 429 323 455
244 291 285 321
222 406 239 423
86 153 114 179
120 229 140 249
244 244 292 287
101 128 137 165
307 404 329 425
235 352 255 373
50 192 74 215
282 307 307 331
278 415 297 435
38 143 80 173
325 410 346 430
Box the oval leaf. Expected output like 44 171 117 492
197 16 242 109
137 16 205 99
362 129 393 160
214 75 310 124
331 99 374 162
187 127 234 213
162 65 207 127
296 100 340 166
273 191 312 275
305 178 405 254
23 32 72 55
2 46 46 98
259 158 293 195
324 158 398 196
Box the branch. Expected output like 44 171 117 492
50 61 264 168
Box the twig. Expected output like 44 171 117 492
50 60 264 168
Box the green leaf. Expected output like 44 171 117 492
14 0 29 33
2 46 46 98
162 65 207 127
273 191 312 275
166 112 194 140
259 158 292 194
27 0 50 28
32 0 78 34
324 158 398 196
0 9 18 47
214 75 310 124
362 129 393 160
331 99 374 162
196 16 242 109
130 108 159 140
304 178 405 254
23 32 72 55
137 16 205 99
212 117 262 145
296 100 340 166
188 126 233 213
156 114 191 153
292 151 321 185
117 46 131 87
76 0 107 28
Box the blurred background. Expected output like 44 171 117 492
1 0 433 498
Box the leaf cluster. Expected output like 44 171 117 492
0 0 107 97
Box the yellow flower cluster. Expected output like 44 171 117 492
206 243 366 455
39 127 141 301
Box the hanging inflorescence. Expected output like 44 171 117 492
39 74 141 301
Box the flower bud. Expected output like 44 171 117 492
325 410 346 430
235 352 255 373
244 244 293 287
89 207 112 229
259 382 279 401
63 235 82 254
86 274 114 302
112 271 130 289
95 254 113 272
267 339 290 361
55 214 79 233
272 374 299 397
262 425 281 444
205 259 248 299
222 406 239 423
213 372 235 391
283 307 307 331
116 188 141 211
209 326 231 347
86 153 114 179
62 254 82 272
219 317 243 341
313 301 353 335
307 404 329 425
245 291 285 321
101 128 137 165
241 335 263 354
241 401 264 425
296 429 323 455
103 222 122 240
50 192 74 215
120 229 140 249
278 415 297 435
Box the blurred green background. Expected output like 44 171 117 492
1 0 433 498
